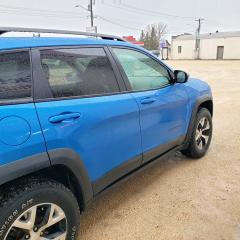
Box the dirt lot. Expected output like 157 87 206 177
78 61 240 240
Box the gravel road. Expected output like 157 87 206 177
78 60 240 240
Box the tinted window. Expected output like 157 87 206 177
0 51 31 100
40 48 119 98
113 48 170 91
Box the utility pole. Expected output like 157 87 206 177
89 0 94 28
76 1 96 32
195 18 204 59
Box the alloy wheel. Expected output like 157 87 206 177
5 203 67 240
195 117 211 150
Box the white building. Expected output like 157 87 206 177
171 31 240 60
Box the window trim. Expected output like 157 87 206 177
0 48 33 105
108 46 174 93
32 45 124 102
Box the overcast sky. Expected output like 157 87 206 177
0 0 239 39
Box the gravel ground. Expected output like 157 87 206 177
78 60 240 240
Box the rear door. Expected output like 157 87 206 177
111 47 190 163
33 47 142 192
0 50 48 166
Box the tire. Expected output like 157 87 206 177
182 108 213 159
0 178 80 240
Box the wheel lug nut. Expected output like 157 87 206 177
25 234 30 239
33 226 38 232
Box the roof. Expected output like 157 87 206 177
0 37 135 51
172 31 240 40
123 36 144 46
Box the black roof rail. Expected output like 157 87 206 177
0 27 126 42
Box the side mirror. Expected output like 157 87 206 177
174 70 189 83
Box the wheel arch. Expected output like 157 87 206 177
198 99 213 116
0 149 93 212
48 148 93 211
183 97 213 148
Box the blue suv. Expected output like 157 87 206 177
0 28 213 240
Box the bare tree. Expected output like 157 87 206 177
139 23 167 50
155 23 167 41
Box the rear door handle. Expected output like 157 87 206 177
140 97 157 105
49 112 81 123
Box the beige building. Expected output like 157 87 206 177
171 31 240 60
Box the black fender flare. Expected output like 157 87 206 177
0 149 93 209
48 148 93 208
184 96 213 147
0 152 50 186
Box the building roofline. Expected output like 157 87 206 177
172 30 240 40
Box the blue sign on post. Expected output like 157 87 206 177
160 39 167 49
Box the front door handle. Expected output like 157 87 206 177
140 97 157 105
49 112 81 123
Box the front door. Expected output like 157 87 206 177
217 46 224 60
33 47 142 192
112 47 190 163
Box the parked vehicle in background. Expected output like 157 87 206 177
0 28 213 240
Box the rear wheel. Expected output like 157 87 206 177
0 179 80 240
182 108 212 159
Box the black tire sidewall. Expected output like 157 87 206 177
0 182 80 240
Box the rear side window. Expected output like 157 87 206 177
40 48 119 98
0 51 31 101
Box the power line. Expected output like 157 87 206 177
102 2 229 29
76 1 95 28
0 2 231 33
0 2 210 37
97 16 195 33
97 16 141 31
0 4 87 17
47 3 194 34
0 9 87 19
103 2 164 18
119 2 195 20
75 3 141 31
102 2 195 21
75 4 88 12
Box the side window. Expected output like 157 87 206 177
40 48 119 98
0 51 31 101
112 48 170 91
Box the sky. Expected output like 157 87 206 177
0 0 239 40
